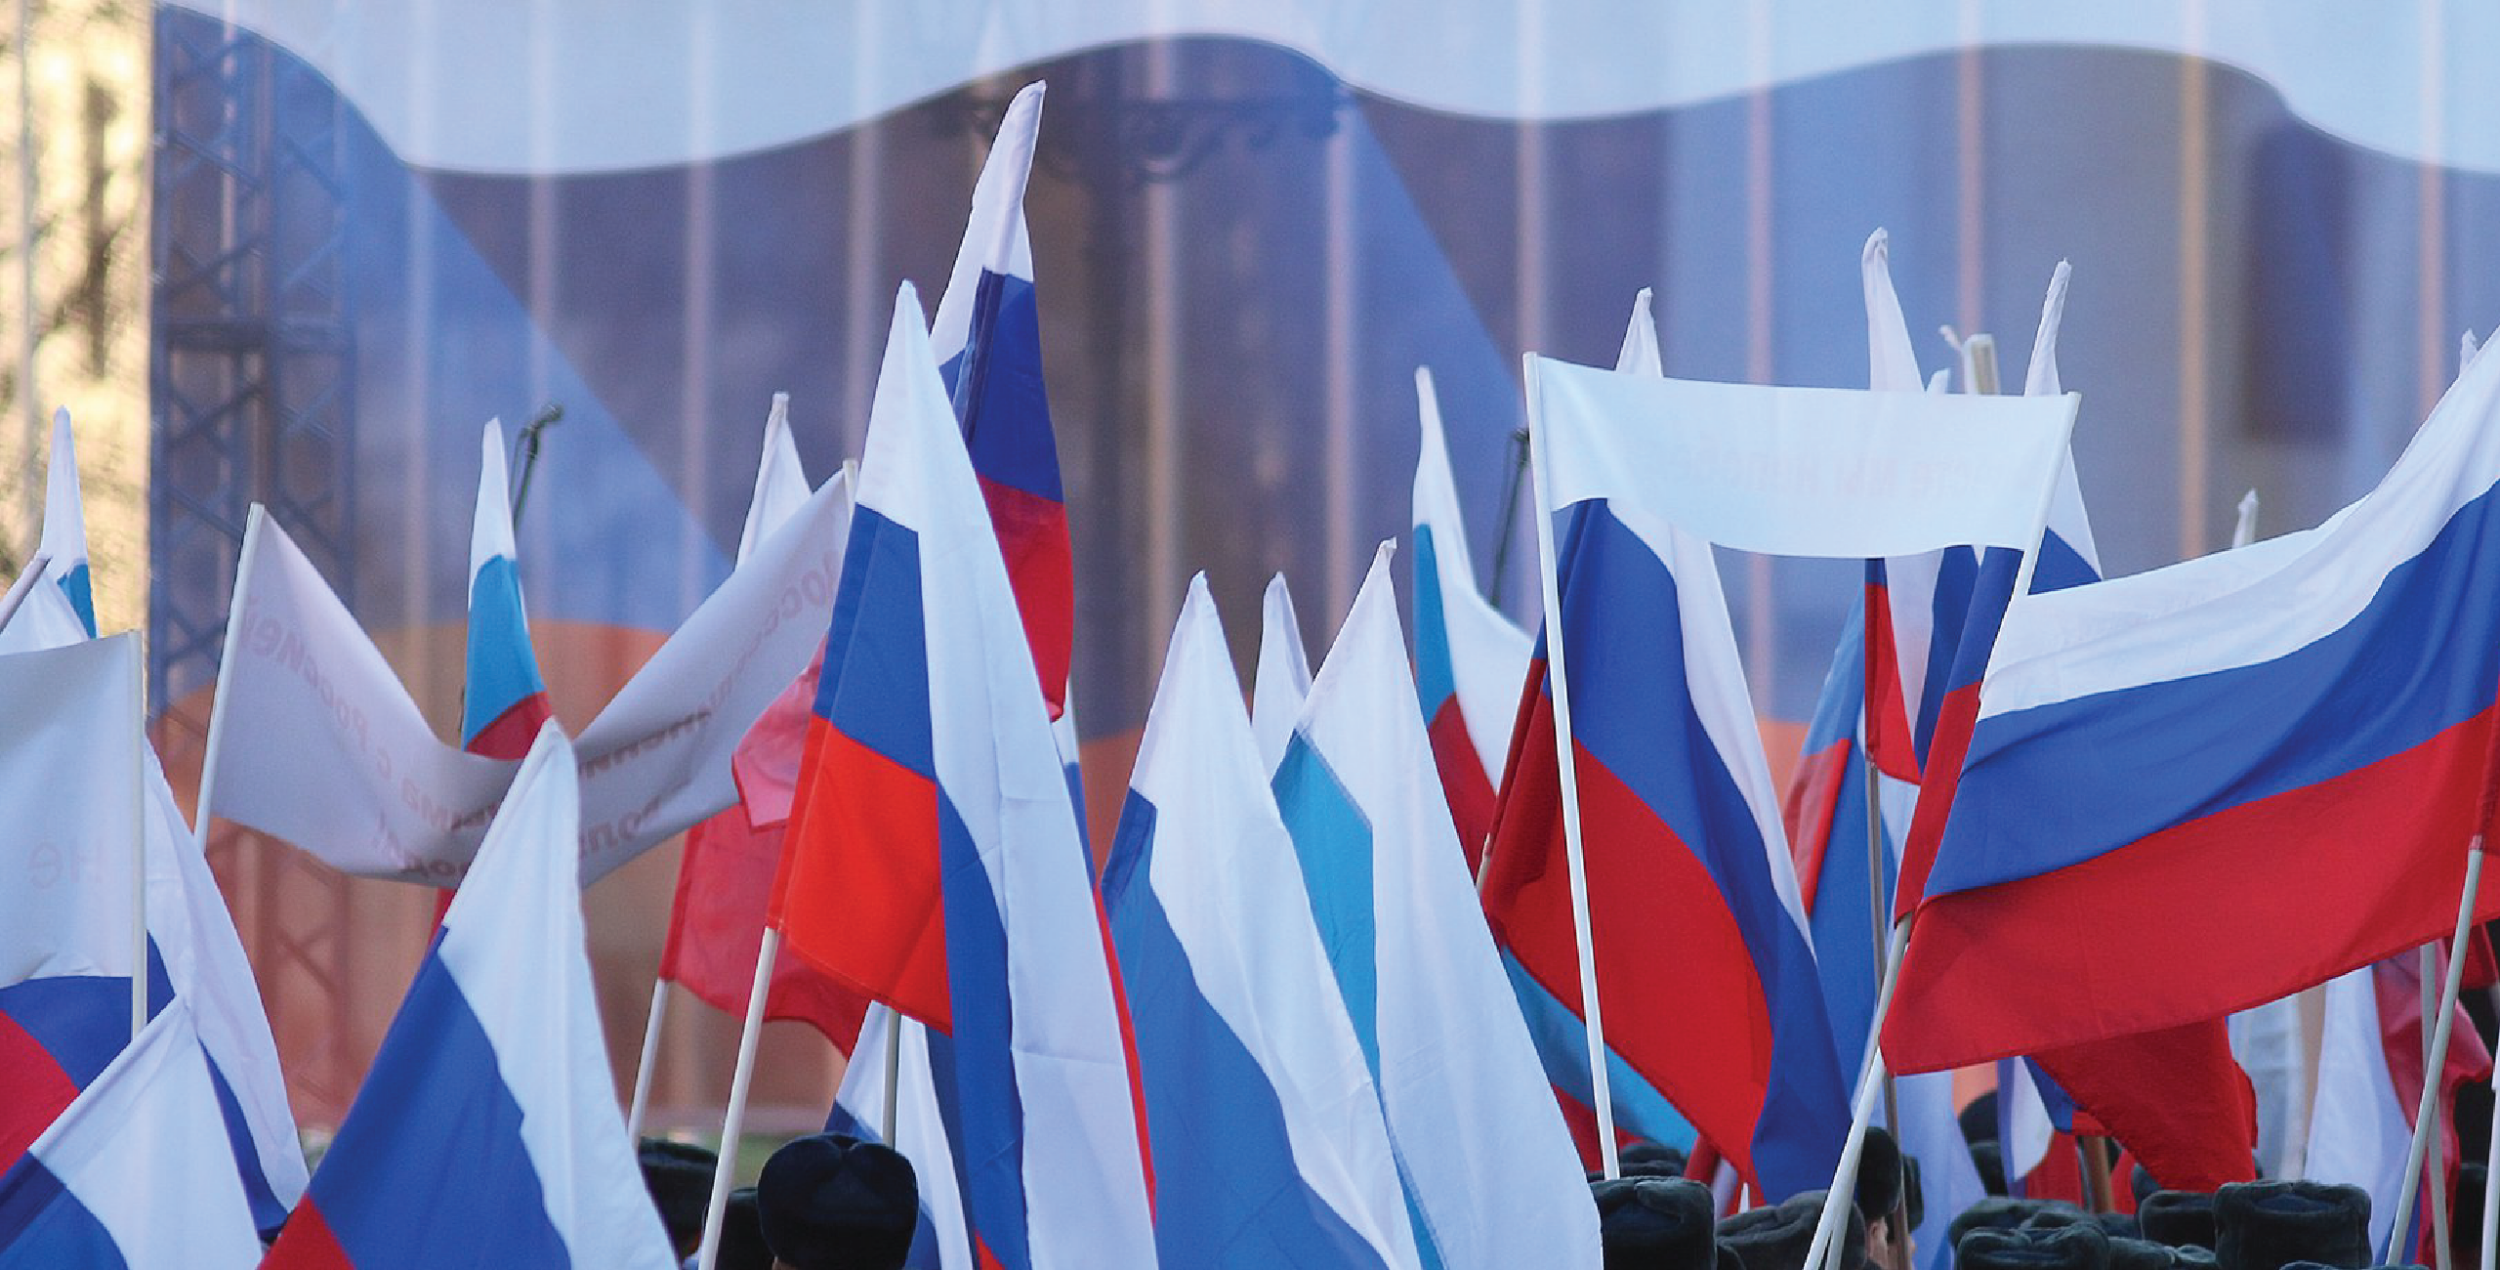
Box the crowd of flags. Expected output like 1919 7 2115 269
12 75 2500 1270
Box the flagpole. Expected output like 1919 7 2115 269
2426 945 2454 1270
190 506 267 855
2479 1074 2498 1270
2385 846 2486 1263
880 1006 903 1145
1808 917 1911 1270
695 924 780 1270
129 636 147 1042
623 980 668 1143
1522 352 1621 1178
1862 746 1910 1267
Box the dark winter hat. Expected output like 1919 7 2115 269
2213 1181 2371 1270
1857 1129 1905 1222
756 1133 921 1270
2139 1191 2219 1251
2017 1203 2093 1233
2107 1236 2179 1270
2169 1247 2217 1270
1902 1158 1927 1232
1620 1140 1692 1178
1963 1093 2002 1146
2093 1213 2143 1240
1721 1191 1866 1270
717 1187 774 1270
1949 1198 2055 1250
637 1137 718 1253
1971 1141 2010 1197
2456 1161 2489 1270
1957 1222 2113 1270
1594 1177 1726 1270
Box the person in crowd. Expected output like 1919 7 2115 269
640 1137 720 1260
753 1132 920 1270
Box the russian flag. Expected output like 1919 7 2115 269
1884 296 2500 1075
1412 367 1532 870
1105 575 1421 1267
770 285 1155 1268
38 408 95 638
1482 493 1849 1198
1251 573 1314 775
0 1000 261 1267
461 420 555 761
824 1003 971 1270
0 635 152 1175
1276 547 1597 1268
262 726 674 1269
932 81 1072 725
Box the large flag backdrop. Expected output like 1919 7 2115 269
145 1 2500 1118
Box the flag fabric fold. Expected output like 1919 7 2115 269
206 447 850 887
1104 574 1420 1267
1251 573 1313 775
1411 365 1531 868
1280 545 1597 1269
0 1000 261 1268
771 283 1155 1269
1884 287 2500 1073
264 725 673 1269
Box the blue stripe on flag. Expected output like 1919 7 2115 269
0 1154 121 1267
1270 736 1379 1076
937 789 1031 1270
1104 791 1395 1267
459 554 547 747
303 938 569 1268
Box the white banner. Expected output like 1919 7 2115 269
207 472 851 887
1529 355 2078 559
0 634 143 984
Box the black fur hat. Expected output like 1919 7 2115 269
756 1133 921 1270
1957 1222 2113 1270
1721 1191 1866 1270
1595 1177 1726 1270
2213 1181 2371 1270
2140 1191 2220 1251
637 1137 719 1255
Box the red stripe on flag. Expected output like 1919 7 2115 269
772 717 953 1032
260 1198 356 1269
0 1011 76 1173
1781 740 1852 912
465 691 553 763
1861 578 1922 784
1888 700 2500 1073
1428 696 1499 874
977 476 1073 721
1484 706 1778 1194
2030 1020 2257 1192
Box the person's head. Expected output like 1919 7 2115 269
2211 1181 2371 1270
755 1133 920 1270
637 1136 720 1258
1721 1191 1866 1270
1593 1176 1724 1270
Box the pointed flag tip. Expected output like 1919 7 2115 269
1863 227 1891 263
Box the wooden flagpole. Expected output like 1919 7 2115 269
1522 352 1621 1178
623 981 667 1143
694 925 781 1270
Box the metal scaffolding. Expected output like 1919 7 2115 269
149 5 360 1119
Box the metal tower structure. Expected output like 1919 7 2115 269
149 5 361 1120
